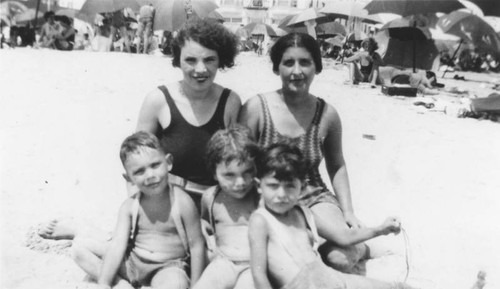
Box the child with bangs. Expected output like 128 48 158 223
193 125 260 289
249 142 414 289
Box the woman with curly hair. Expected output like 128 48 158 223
136 18 241 208
344 37 385 88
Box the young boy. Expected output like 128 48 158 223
193 126 260 289
249 143 413 289
73 131 204 289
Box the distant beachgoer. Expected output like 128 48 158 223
239 33 397 274
54 16 76 51
72 131 204 288
249 142 412 289
38 11 61 48
344 37 385 88
136 2 155 54
109 9 131 52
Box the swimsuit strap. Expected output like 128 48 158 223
158 85 231 129
311 98 325 126
129 192 141 242
158 85 182 124
209 88 231 127
170 185 190 254
258 93 277 146
200 185 220 233
255 207 308 266
297 206 320 252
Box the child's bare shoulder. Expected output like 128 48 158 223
171 185 198 213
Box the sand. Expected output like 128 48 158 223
1 48 500 289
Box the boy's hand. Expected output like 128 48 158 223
380 217 401 235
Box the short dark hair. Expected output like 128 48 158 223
270 32 322 74
44 11 55 20
171 18 239 69
205 125 259 174
361 37 378 53
256 142 307 182
119 131 164 164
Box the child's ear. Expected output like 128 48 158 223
122 173 131 182
165 154 174 171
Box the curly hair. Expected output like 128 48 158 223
256 142 307 182
361 37 378 53
171 18 239 69
205 125 260 175
270 32 323 74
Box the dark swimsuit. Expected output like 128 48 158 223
156 86 231 187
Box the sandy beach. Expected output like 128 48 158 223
1 48 500 289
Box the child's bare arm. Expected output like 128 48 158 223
97 199 133 287
180 193 205 287
249 214 273 289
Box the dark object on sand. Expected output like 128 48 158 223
381 85 418 97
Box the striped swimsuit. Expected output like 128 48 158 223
257 94 339 208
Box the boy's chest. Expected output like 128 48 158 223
213 200 254 226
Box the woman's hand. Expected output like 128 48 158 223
343 211 364 229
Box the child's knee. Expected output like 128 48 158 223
319 243 364 273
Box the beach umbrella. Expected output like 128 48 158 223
152 0 218 32
316 21 347 38
13 8 43 24
207 10 224 23
56 8 79 19
285 7 333 28
438 10 500 54
325 35 344 47
364 0 466 17
346 30 367 42
1 1 29 18
78 0 139 23
320 1 383 24
243 22 277 37
377 17 438 71
466 0 500 16
437 10 500 76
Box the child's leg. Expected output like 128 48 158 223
233 267 254 289
348 63 362 84
150 265 190 289
192 258 238 289
341 272 415 289
38 219 77 240
71 236 109 280
319 241 367 274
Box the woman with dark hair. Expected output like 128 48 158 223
239 32 399 274
136 18 241 208
344 37 384 88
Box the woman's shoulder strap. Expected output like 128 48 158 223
157 85 181 117
312 97 326 125
298 206 320 252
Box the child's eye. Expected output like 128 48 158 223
151 162 161 168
